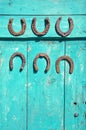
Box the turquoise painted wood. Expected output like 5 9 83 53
27 41 65 130
0 41 27 130
65 41 86 130
0 0 86 130
0 0 86 15
0 16 86 38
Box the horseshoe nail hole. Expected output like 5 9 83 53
73 102 77 105
74 113 79 117
20 67 23 72
59 17 62 20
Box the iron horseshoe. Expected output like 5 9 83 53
31 18 50 36
8 18 26 36
33 53 50 73
55 17 74 37
9 52 26 72
56 56 74 74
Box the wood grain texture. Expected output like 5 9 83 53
0 0 86 129
0 16 86 38
0 0 86 15
0 41 27 130
27 41 65 130
65 41 86 130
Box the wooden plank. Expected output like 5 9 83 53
0 16 86 38
0 0 86 15
65 41 86 130
27 40 65 130
0 41 27 130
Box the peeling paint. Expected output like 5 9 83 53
0 58 3 67
28 47 32 52
15 47 19 51
80 64 84 72
45 76 56 87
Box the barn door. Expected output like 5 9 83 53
0 0 86 128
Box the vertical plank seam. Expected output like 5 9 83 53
26 41 28 130
63 40 66 130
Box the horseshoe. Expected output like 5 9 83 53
56 56 74 74
33 53 50 73
31 18 50 36
9 52 26 72
55 17 74 37
8 18 26 36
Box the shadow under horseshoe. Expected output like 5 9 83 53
9 52 26 72
8 18 26 36
33 53 50 73
56 56 74 74
55 17 74 37
31 18 50 36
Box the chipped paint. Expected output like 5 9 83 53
28 46 32 52
80 64 84 72
0 7 86 129
15 47 19 51
0 58 3 67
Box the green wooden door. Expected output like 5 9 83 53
0 0 86 130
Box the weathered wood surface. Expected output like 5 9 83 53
65 41 86 130
27 41 65 130
0 41 27 130
0 0 86 15
0 16 86 38
0 0 86 130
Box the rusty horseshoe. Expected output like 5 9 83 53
31 18 50 36
55 17 74 37
33 53 50 73
8 18 26 36
56 56 74 74
9 52 26 72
